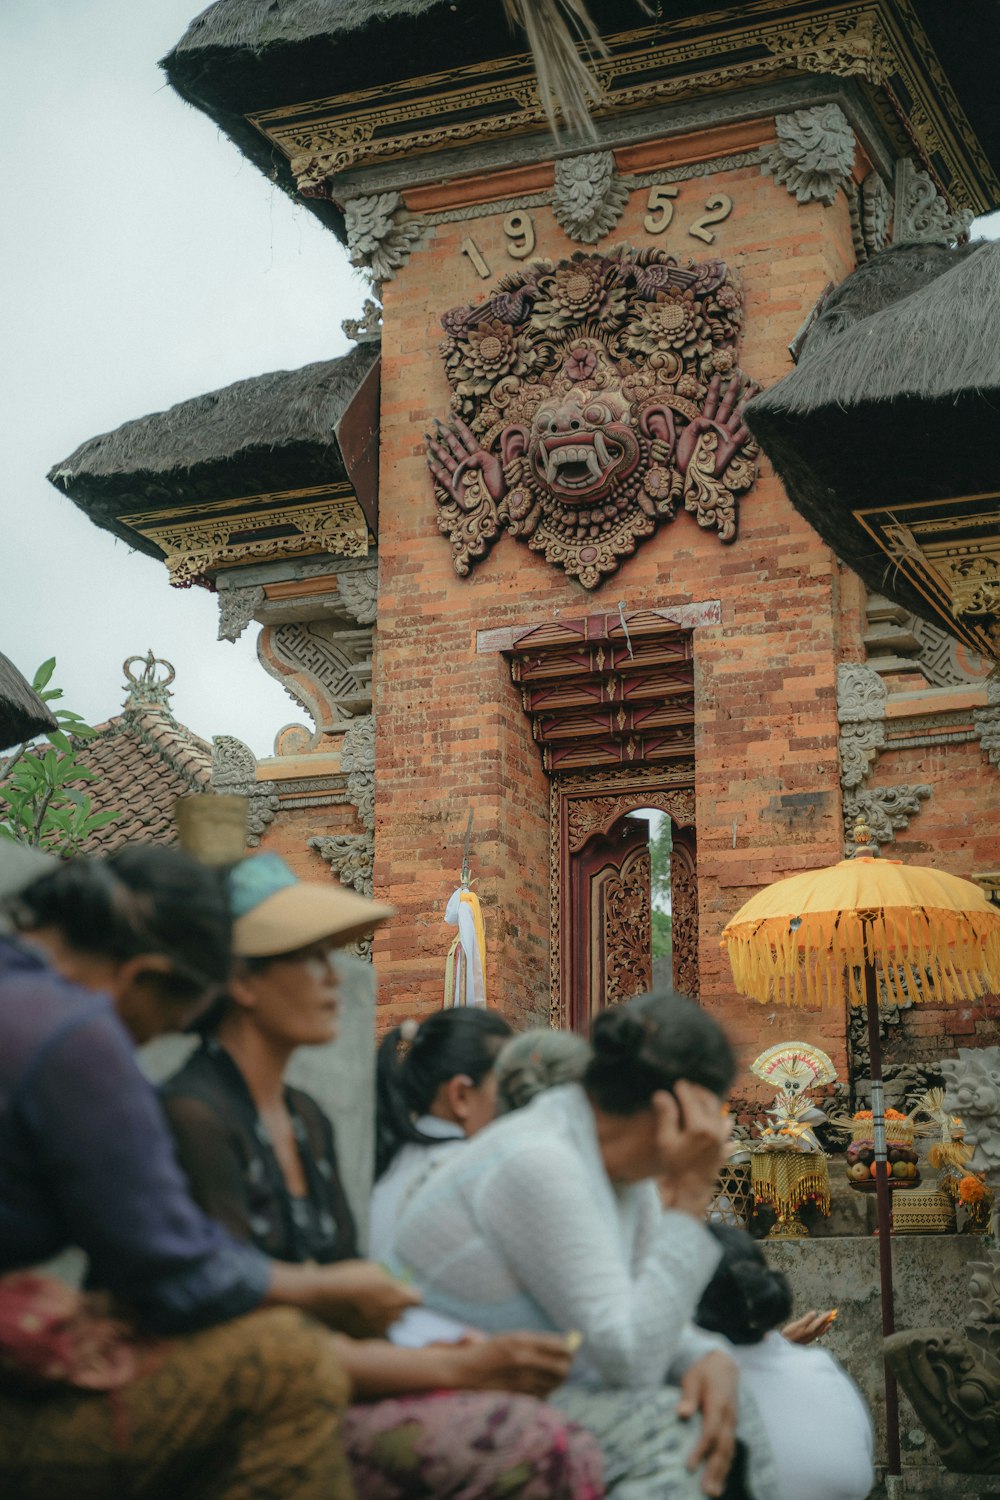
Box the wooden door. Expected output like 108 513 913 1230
569 814 652 1032
670 826 700 999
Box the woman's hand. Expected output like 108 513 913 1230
271 1259 421 1337
654 1082 732 1218
677 1350 739 1498
446 1332 575 1399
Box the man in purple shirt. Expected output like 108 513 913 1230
0 845 411 1499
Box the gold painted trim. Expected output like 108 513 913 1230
121 484 370 585
248 0 996 211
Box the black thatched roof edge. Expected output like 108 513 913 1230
749 241 1000 417
0 653 58 752
47 343 379 558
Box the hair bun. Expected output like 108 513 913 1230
592 1007 645 1062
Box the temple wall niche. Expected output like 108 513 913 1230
373 129 860 1071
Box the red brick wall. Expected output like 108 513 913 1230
371 122 868 1075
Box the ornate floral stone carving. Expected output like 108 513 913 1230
843 784 932 854
340 714 375 834
837 663 886 789
217 584 265 644
893 158 974 245
309 833 374 897
761 104 856 206
343 192 422 282
861 171 892 256
336 565 378 626
341 298 383 343
975 675 1000 771
552 152 629 245
210 735 279 847
426 249 759 589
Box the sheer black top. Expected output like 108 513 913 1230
160 1040 357 1265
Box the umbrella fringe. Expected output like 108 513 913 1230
724 909 1000 1008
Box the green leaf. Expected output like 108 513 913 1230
47 730 73 755
32 659 56 692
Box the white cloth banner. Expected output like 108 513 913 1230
444 887 487 1007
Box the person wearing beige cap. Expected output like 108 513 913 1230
161 852 603 1500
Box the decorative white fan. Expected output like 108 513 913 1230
751 1041 837 1095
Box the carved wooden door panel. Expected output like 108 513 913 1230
569 814 652 1032
670 827 700 999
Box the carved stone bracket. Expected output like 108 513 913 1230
258 621 373 744
848 171 892 263
975 675 1000 771
843 784 932 855
217 584 265 644
342 298 383 343
893 158 974 245
210 735 279 848
336 565 378 626
761 103 855 206
309 833 374 897
343 192 422 282
552 151 629 244
340 714 375 834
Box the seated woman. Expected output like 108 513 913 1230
696 1227 874 1500
370 1007 512 1261
493 1027 591 1115
392 993 780 1500
162 852 603 1500
0 844 404 1500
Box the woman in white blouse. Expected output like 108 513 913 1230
392 992 778 1500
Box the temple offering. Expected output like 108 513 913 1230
845 1108 921 1191
749 1042 834 1237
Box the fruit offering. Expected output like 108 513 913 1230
845 1137 921 1188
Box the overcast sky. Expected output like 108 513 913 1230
3 3 998 758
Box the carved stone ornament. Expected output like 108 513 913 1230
552 152 630 245
258 622 372 743
860 171 892 256
893 158 974 245
761 104 856 206
426 249 759 589
337 565 378 626
309 833 374 897
884 1329 1000 1475
343 192 422 282
975 675 1000 771
837 663 886 790
341 298 383 344
843 784 932 854
217 584 265 644
210 735 278 848
340 714 375 834
942 1047 1000 1189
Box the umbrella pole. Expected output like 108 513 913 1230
864 954 902 1482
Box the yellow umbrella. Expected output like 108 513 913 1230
721 821 1000 1483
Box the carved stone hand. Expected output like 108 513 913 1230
426 416 506 507
676 373 755 479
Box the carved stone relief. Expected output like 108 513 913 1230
893 158 974 245
210 735 279 848
552 152 629 244
340 714 376 834
258 621 373 744
836 663 932 852
849 171 892 263
217 584 265 644
864 590 990 687
309 833 374 897
343 192 422 282
975 676 1000 771
761 104 855 206
426 248 758 589
342 298 383 343
336 565 379 626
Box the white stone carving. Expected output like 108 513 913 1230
211 734 278 847
337 565 378 626
342 298 383 343
893 158 974 245
761 103 856 206
861 170 892 255
344 192 422 282
552 151 630 244
975 675 1000 771
843 784 932 854
837 662 887 789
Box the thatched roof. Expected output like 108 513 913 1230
745 239 1000 624
48 343 378 558
0 653 57 751
160 1 1000 238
